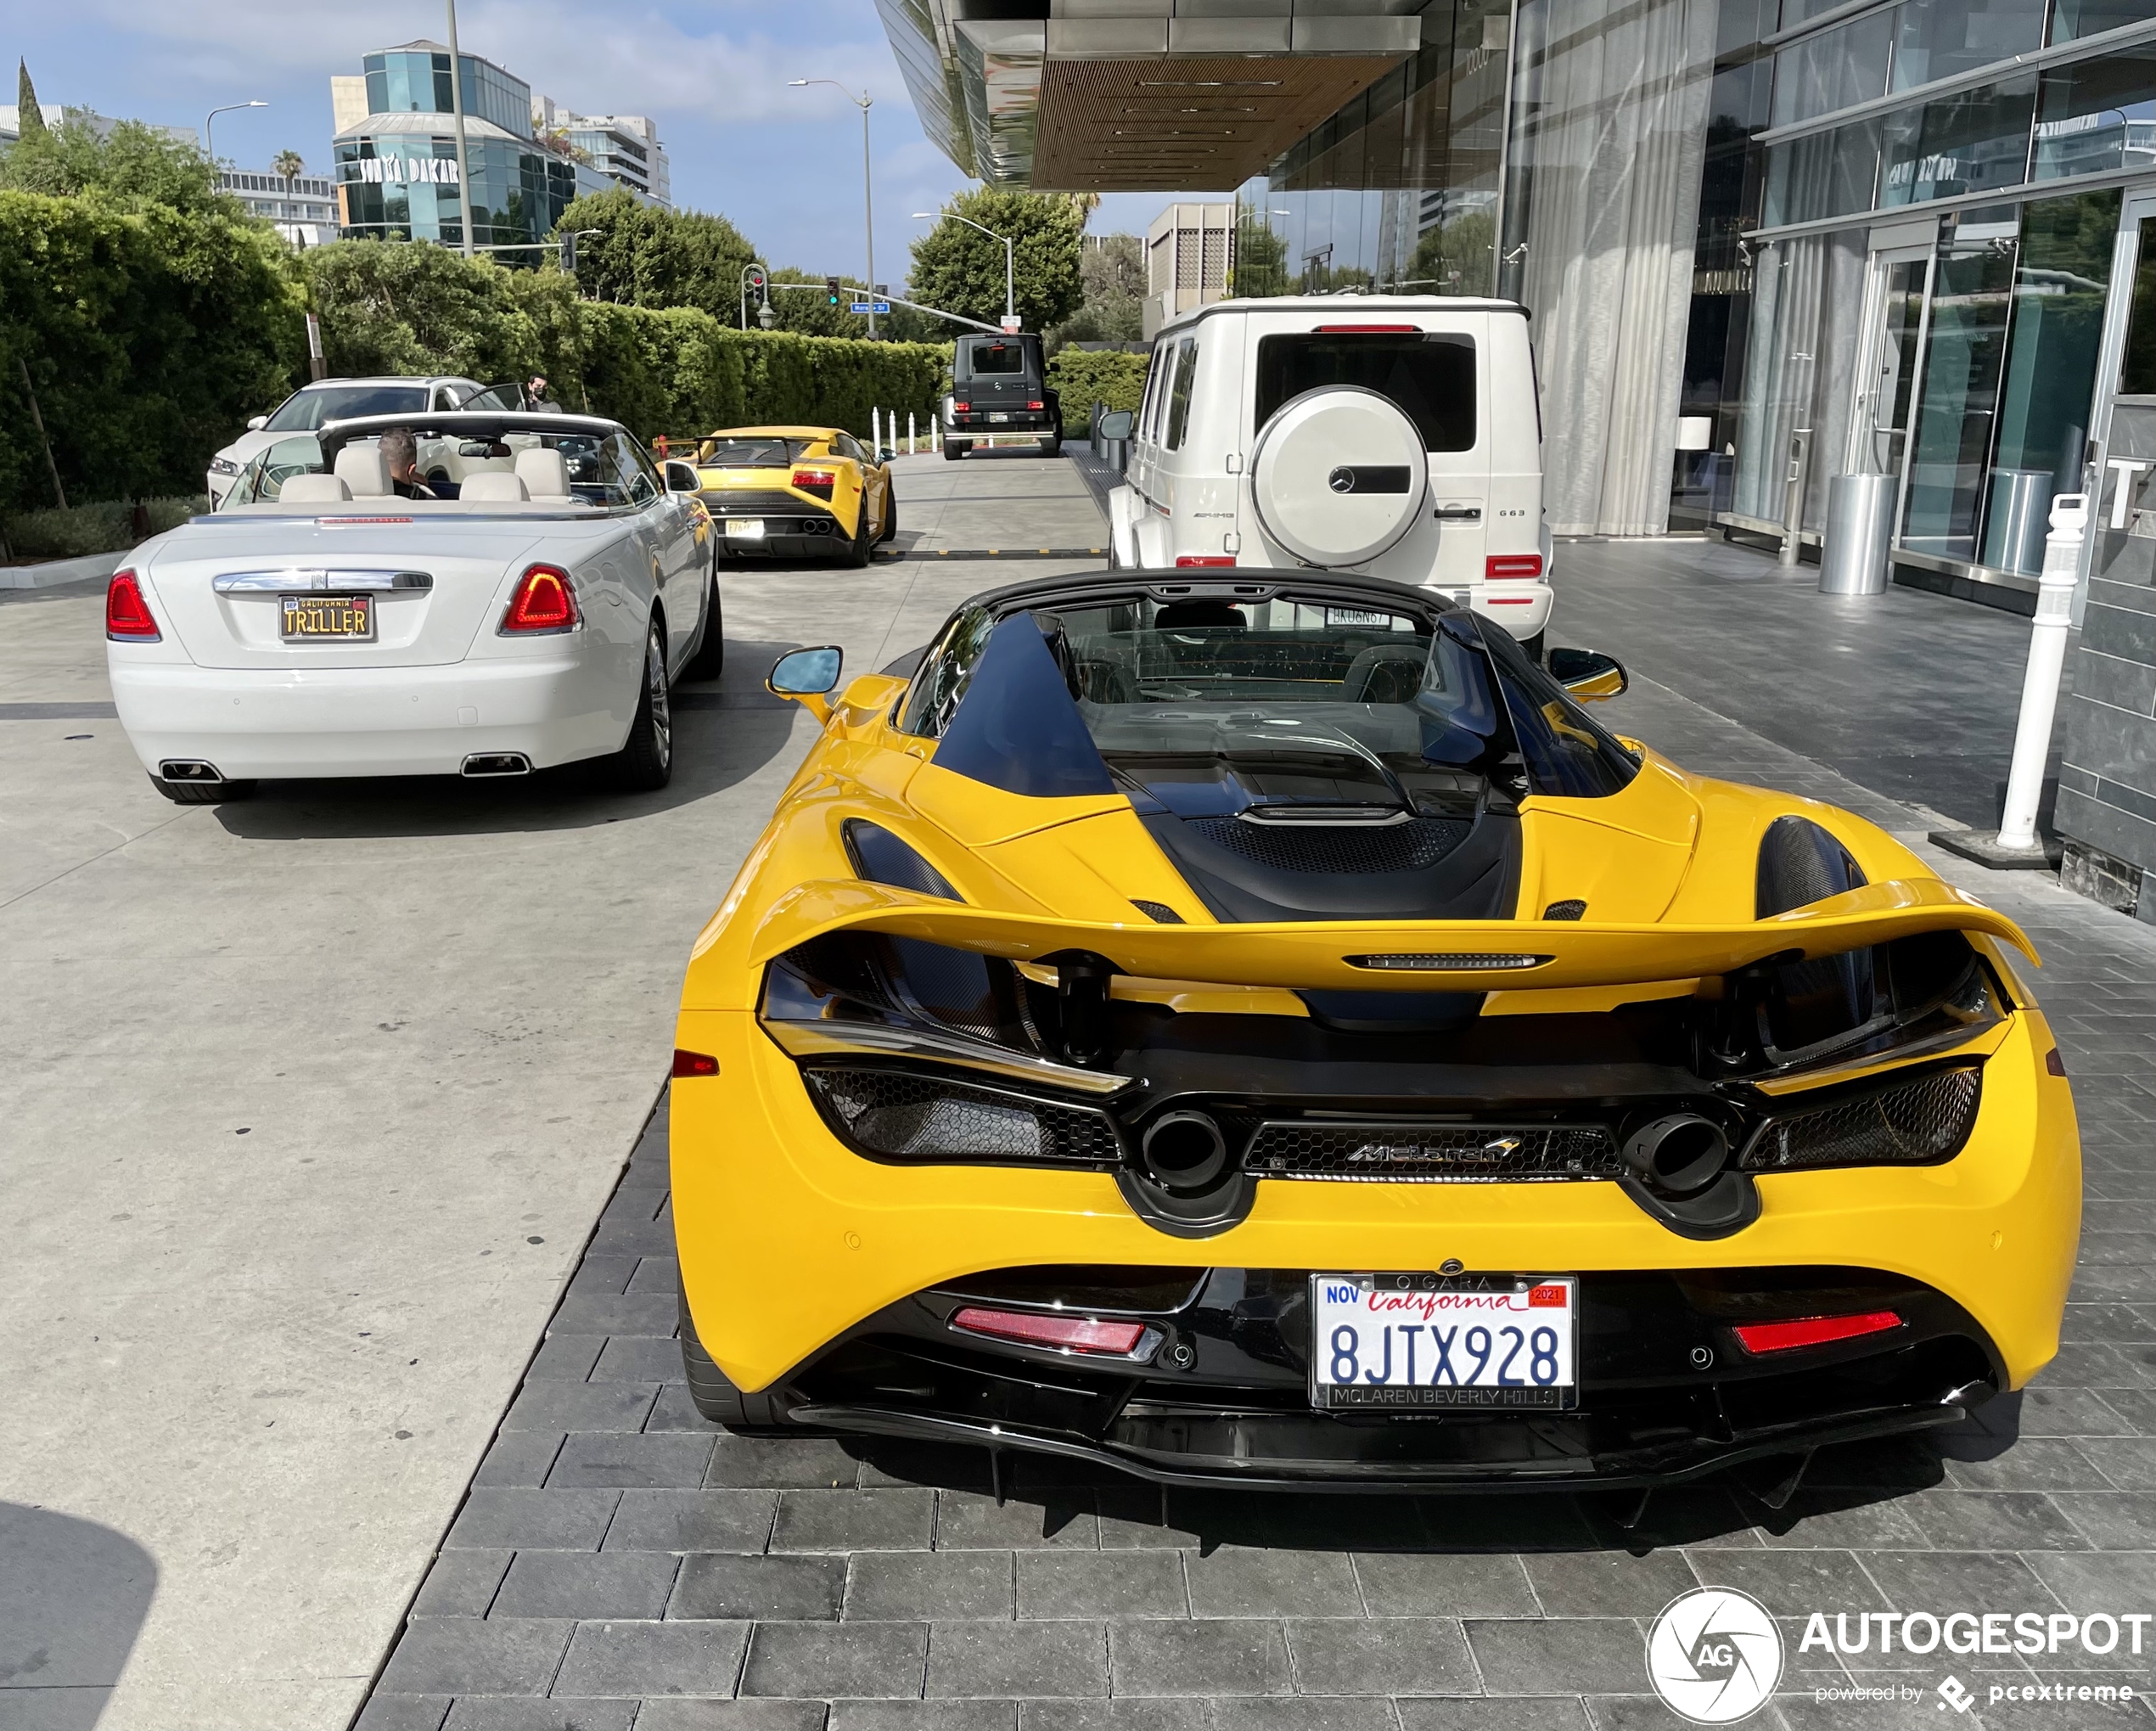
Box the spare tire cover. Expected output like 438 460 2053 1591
1251 385 1428 568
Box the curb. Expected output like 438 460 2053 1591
0 549 126 592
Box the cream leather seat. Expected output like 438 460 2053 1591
461 471 531 503
278 474 352 503
514 448 575 502
334 446 393 497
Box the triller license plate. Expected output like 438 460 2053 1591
1309 1273 1578 1411
726 519 766 540
280 593 374 641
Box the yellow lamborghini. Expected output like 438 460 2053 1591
692 425 895 567
669 570 2080 1492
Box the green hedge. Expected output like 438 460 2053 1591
2 496 205 559
0 190 302 517
298 242 948 444
1047 348 1150 436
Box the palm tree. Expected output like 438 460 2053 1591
272 149 305 198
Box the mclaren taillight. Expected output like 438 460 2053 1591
1174 555 1236 567
792 469 837 500
1732 1311 1903 1356
671 1049 719 1077
499 564 580 633
951 1307 1148 1356
1485 554 1545 581
105 570 160 640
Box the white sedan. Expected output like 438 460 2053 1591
108 412 721 802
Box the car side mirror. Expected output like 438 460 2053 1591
1547 648 1628 701
1097 410 1134 440
768 646 844 698
665 460 701 493
247 415 269 432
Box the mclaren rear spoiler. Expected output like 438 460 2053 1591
733 875 2034 995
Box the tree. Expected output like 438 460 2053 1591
1049 233 1145 346
907 190 1086 334
272 149 306 191
0 113 231 216
16 59 45 140
299 240 542 382
1405 210 1495 296
557 187 756 321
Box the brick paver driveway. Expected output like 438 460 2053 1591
354 551 2156 1731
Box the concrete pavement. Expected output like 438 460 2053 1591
0 455 1100 1731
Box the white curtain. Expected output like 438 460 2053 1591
1514 0 1718 536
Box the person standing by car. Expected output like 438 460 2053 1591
528 376 564 413
380 429 458 500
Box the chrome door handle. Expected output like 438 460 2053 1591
1433 506 1483 521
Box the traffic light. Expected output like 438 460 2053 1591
559 231 577 272
826 277 841 306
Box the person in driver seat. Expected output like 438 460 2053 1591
380 428 459 501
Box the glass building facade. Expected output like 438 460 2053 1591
334 42 611 250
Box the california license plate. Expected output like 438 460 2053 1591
989 413 1011 424
1308 1273 1578 1410
726 519 766 540
280 593 374 641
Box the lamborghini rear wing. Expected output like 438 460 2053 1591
707 874 2035 1008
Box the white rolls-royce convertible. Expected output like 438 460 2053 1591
105 411 721 803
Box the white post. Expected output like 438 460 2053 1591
1997 492 2087 851
933 415 940 452
872 407 881 455
908 411 916 454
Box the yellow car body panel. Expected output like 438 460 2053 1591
671 576 2081 1483
691 424 888 542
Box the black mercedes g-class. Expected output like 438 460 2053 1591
944 334 1061 459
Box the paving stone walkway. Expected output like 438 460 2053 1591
354 553 2156 1731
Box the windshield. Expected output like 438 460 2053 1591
697 437 812 467
264 385 434 432
1037 595 1510 819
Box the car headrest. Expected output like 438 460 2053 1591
514 448 573 500
460 471 530 502
278 474 353 503
333 446 391 497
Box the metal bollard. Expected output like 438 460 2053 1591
1996 492 2087 852
907 411 916 455
1780 428 1811 567
872 407 881 456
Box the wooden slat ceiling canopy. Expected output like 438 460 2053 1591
1031 53 1412 191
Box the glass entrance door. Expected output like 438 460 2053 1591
2089 190 2156 593
1846 244 1933 480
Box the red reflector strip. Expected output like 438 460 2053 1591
1174 555 1237 567
951 1307 1147 1356
105 570 160 640
1733 1311 1902 1355
1315 323 1418 332
1485 554 1545 580
671 1049 719 1078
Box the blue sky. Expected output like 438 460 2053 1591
7 0 1229 285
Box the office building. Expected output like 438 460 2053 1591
218 166 338 246
1144 201 1235 335
533 97 671 207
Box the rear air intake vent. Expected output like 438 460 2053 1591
843 819 961 901
1131 900 1184 924
1186 816 1470 874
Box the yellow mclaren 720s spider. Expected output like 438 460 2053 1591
669 569 2080 1493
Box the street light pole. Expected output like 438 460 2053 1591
443 0 478 257
789 81 877 336
912 211 1014 326
204 99 267 166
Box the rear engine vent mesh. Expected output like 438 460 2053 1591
805 1067 1121 1166
1249 1120 1622 1182
1187 817 1471 875
1741 1065 1980 1171
1131 900 1184 924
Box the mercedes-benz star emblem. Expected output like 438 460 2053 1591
1645 1587 1783 1723
1328 467 1354 493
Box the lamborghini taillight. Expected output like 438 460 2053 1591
793 469 837 500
